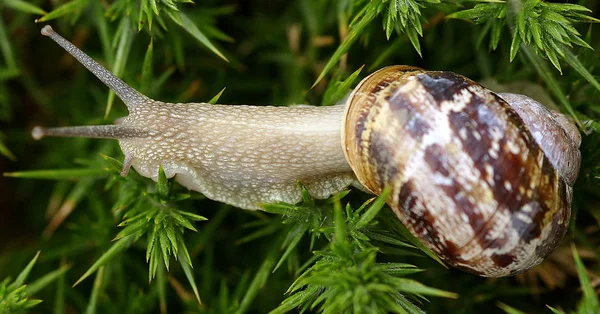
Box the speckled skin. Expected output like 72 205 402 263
37 27 581 277
120 102 355 210
343 66 580 276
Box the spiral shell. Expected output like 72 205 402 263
342 66 579 277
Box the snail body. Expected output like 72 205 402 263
117 102 356 210
34 26 581 277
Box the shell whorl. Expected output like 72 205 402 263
342 66 579 277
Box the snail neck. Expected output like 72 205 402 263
121 102 356 210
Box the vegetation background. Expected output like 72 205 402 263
0 0 599 313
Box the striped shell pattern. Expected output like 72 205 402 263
342 66 580 277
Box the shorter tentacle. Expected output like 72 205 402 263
31 125 148 140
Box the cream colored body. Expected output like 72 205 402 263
121 102 355 209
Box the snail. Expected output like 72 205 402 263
32 25 581 277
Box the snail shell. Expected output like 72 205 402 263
343 66 580 276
